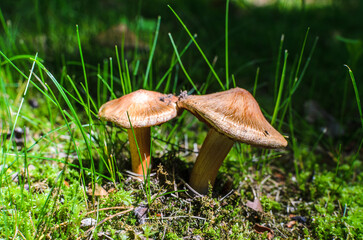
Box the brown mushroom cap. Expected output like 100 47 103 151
99 89 178 128
178 87 287 148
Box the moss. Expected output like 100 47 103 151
260 195 282 211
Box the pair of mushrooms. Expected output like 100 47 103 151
98 88 287 194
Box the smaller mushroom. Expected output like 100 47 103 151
99 89 179 179
178 88 287 194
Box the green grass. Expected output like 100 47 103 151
0 0 362 239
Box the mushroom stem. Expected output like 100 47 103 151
127 127 151 179
189 128 234 194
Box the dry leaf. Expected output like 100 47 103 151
134 204 148 224
246 197 264 213
286 220 296 228
63 180 70 187
108 187 117 193
254 224 274 240
87 183 108 197
273 172 285 183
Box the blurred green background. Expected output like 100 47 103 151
1 0 362 145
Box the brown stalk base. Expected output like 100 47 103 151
127 127 151 179
189 128 234 194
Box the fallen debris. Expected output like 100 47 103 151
254 223 274 240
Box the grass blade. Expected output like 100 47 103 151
278 35 318 130
168 33 200 94
271 50 288 126
168 5 224 90
253 67 260 97
232 74 236 88
156 37 195 91
225 0 230 89
294 28 310 82
291 36 318 94
115 45 126 95
125 60 132 93
274 34 284 101
143 16 161 88
8 53 37 149
110 57 114 93
76 25 96 191
345 65 363 129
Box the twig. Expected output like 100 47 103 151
18 230 26 240
184 133 189 156
124 170 156 179
80 208 134 239
161 225 167 240
218 189 234 201
144 215 207 221
260 175 271 187
98 232 114 240
81 183 89 210
178 177 204 198
50 221 70 231
84 206 133 216
29 211 36 233
259 175 271 196
31 72 48 90
13 226 18 240
274 226 288 238
247 175 258 198
172 165 178 198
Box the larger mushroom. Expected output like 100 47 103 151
178 88 287 194
99 89 178 179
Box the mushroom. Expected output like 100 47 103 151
99 89 179 179
178 87 287 194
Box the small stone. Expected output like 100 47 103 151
134 204 148 224
291 215 307 224
11 172 19 183
80 218 97 228
28 99 39 108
